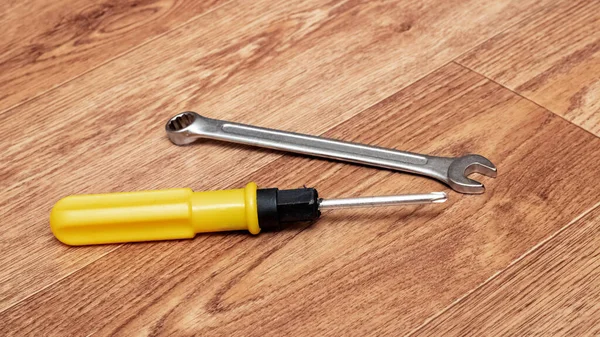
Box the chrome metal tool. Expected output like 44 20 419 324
166 112 497 194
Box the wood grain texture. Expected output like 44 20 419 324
458 0 600 136
411 206 600 336
0 0 224 112
0 0 552 312
2 63 600 336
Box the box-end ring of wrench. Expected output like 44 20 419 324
165 111 497 194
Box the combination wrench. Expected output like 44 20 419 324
166 111 497 194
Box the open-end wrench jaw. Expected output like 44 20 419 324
447 155 497 194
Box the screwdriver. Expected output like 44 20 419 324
50 182 447 246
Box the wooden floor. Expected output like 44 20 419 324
1 0 599 335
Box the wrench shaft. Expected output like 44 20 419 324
198 116 451 183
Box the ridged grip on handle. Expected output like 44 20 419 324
50 183 260 246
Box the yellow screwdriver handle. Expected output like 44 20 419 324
50 182 260 246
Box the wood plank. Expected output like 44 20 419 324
457 0 600 136
0 0 225 112
411 206 600 336
2 63 600 336
0 0 552 312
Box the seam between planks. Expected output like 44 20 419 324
454 62 600 140
406 200 600 336
0 0 236 117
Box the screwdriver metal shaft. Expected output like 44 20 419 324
317 192 447 210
